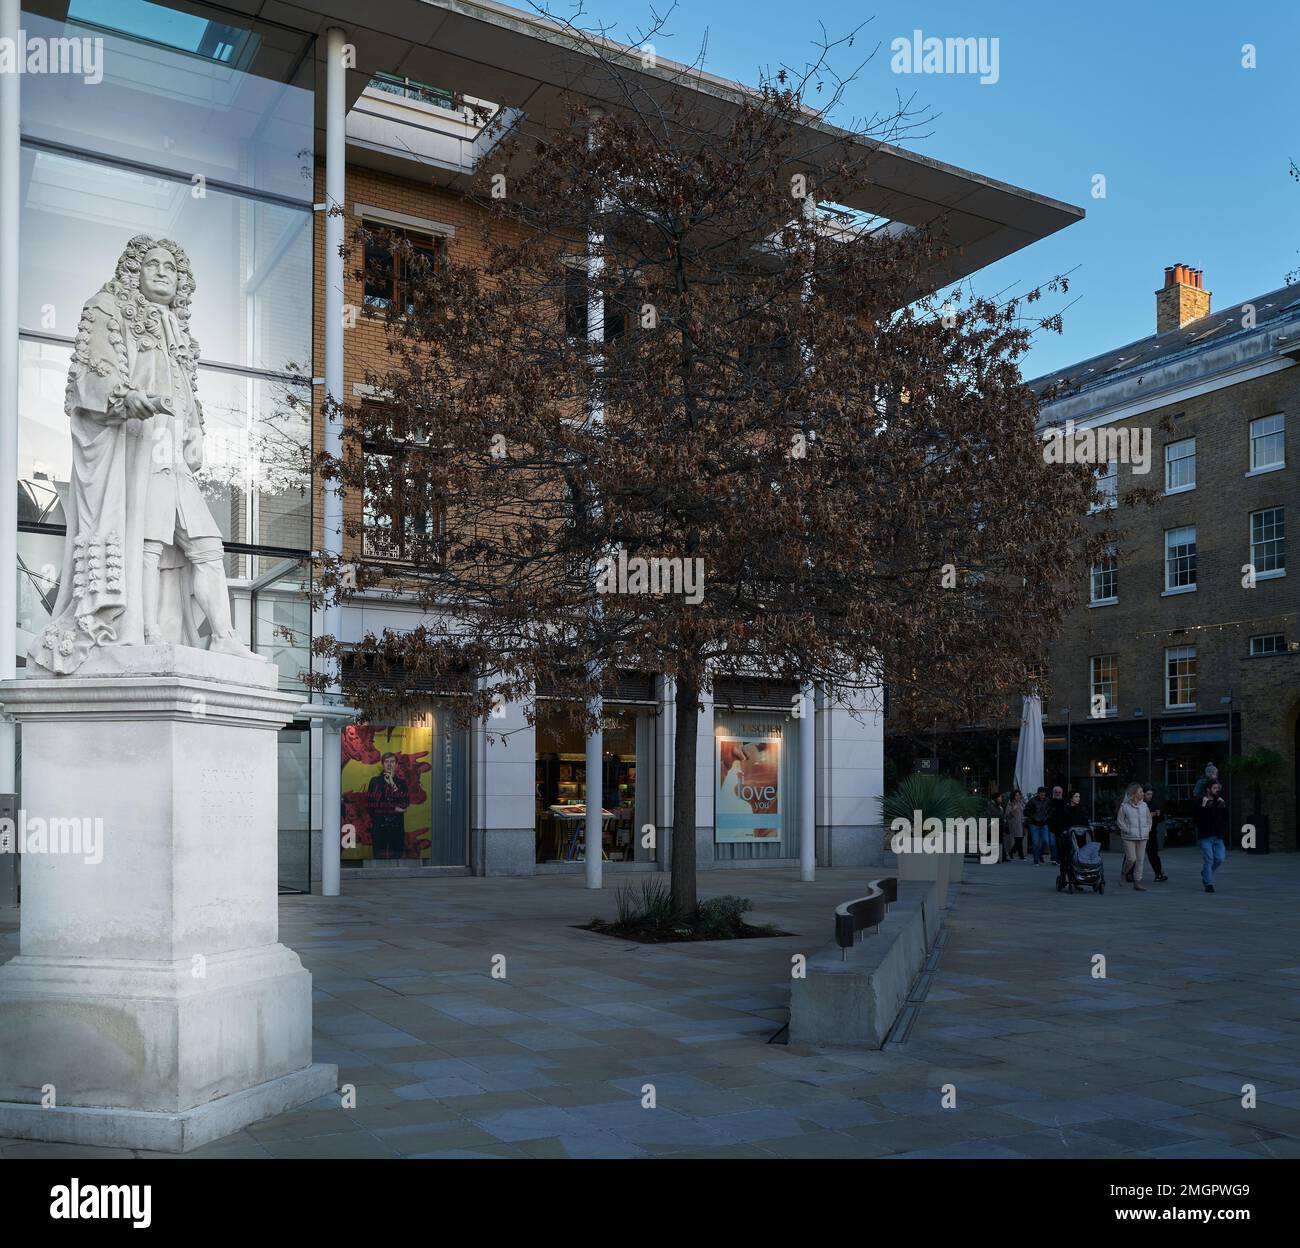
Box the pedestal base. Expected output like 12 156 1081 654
0 644 328 1150
0 1063 338 1152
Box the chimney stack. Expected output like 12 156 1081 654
1156 263 1211 333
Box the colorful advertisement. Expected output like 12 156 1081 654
716 729 783 843
340 723 433 860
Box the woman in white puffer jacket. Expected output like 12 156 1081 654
1117 782 1152 892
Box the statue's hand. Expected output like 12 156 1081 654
123 390 158 421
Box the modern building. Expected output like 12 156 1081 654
897 264 1299 849
2 0 1081 895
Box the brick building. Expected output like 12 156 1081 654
904 265 1299 850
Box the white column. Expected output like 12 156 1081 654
583 112 605 889
0 0 21 815
799 682 816 881
319 27 347 897
585 694 603 887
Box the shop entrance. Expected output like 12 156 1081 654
535 704 656 863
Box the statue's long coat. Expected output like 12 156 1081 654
29 285 204 674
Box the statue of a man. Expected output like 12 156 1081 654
29 234 259 675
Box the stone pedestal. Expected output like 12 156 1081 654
0 645 336 1151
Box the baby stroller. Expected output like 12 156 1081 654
1056 827 1105 894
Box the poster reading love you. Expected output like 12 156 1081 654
715 733 783 842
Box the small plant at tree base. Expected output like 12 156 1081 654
695 895 754 939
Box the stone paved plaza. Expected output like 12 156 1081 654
2 847 1299 1159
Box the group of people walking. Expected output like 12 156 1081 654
990 762 1229 894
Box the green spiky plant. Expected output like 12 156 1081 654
878 773 985 851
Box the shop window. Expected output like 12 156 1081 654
339 715 468 866
534 703 655 863
713 707 800 859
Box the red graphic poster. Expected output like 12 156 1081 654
340 723 433 860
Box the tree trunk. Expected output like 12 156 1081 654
671 669 701 917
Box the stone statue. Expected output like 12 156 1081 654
29 234 259 675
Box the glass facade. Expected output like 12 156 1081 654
13 1 318 887
15 1 315 693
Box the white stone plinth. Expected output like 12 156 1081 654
0 645 337 1150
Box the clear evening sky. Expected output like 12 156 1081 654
567 0 1299 379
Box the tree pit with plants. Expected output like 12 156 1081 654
582 880 788 943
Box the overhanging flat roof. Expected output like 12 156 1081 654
39 0 1085 284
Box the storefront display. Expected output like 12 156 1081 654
715 722 784 843
712 704 800 859
340 713 467 865
534 704 654 863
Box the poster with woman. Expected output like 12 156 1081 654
716 731 783 842
340 723 433 860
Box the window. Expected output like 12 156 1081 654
1250 507 1285 577
363 227 443 313
563 265 629 342
1089 655 1118 718
1164 437 1196 493
1092 462 1117 510
1250 414 1285 472
362 445 441 562
1250 633 1286 656
1165 645 1197 709
1090 545 1118 604
1164 526 1197 591
368 72 457 110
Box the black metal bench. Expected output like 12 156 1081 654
834 876 898 959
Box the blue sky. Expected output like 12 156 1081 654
570 0 1300 379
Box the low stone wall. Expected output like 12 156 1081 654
788 860 959 1049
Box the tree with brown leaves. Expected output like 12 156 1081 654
317 35 1103 916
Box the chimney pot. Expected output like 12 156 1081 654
1156 263 1211 332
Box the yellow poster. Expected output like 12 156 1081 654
340 723 433 860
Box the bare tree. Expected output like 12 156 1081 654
315 20 1103 916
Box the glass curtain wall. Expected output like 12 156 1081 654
15 0 317 888
16 1 315 694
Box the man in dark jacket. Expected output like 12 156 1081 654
1025 787 1052 865
1047 785 1071 867
1195 779 1229 893
1144 787 1168 882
